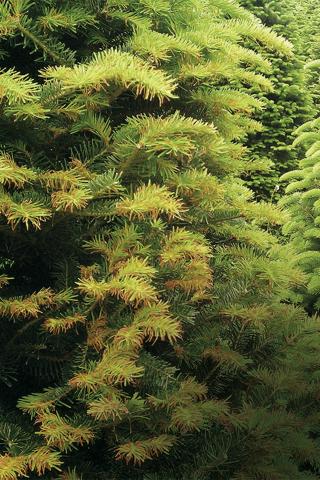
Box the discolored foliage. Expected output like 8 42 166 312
0 1 319 480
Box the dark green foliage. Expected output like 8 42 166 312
296 0 320 107
241 0 314 201
282 118 320 312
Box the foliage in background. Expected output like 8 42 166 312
280 0 320 311
0 1 320 479
296 0 320 108
281 118 320 312
241 0 314 201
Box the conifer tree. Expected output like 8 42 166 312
295 0 320 107
0 1 320 479
281 117 320 312
240 0 314 200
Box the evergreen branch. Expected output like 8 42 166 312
17 23 71 65
41 49 177 103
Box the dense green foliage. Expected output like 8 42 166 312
0 1 320 480
241 0 314 200
298 0 320 107
282 118 320 311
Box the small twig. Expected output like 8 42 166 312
5 316 44 350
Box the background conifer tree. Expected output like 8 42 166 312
240 0 314 200
282 118 320 312
295 0 320 108
0 1 320 479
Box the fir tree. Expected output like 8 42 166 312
240 0 314 201
281 117 320 312
0 1 319 479
295 0 320 108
